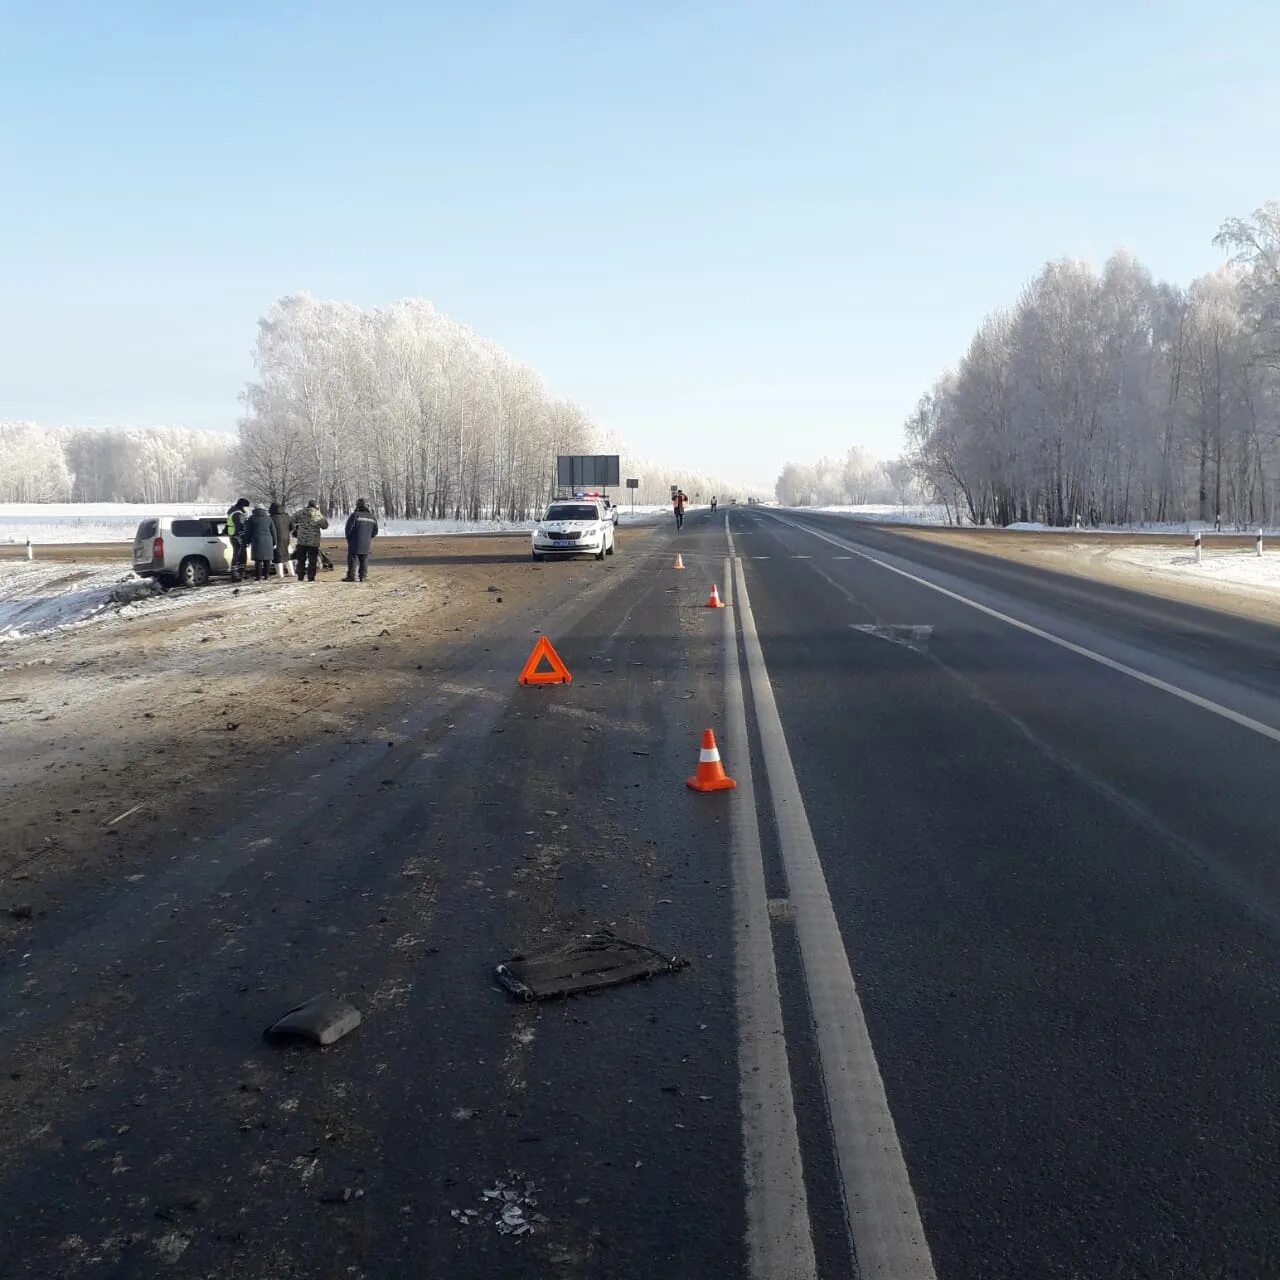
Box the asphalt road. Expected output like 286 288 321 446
3 507 1279 1279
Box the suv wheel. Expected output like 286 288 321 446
178 556 210 588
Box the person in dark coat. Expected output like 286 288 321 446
343 499 379 582
225 497 250 582
244 505 277 581
269 502 293 577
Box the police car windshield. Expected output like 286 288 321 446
545 505 598 521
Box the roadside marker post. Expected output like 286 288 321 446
518 636 572 685
1258 529 1264 558
25 538 33 561
1194 531 1202 565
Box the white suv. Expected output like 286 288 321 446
132 515 234 587
531 500 616 561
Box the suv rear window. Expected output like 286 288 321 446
171 519 222 537
545 505 599 521
135 519 158 540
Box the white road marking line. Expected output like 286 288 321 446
776 513 1280 747
730 537 937 1279
720 549 819 1280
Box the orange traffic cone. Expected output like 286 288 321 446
705 583 725 608
673 553 685 570
687 729 736 792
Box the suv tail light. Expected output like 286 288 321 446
152 536 164 561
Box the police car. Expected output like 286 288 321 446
531 498 616 561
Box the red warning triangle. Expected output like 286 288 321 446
518 635 572 685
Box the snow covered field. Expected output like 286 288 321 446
0 501 669 544
0 561 203 644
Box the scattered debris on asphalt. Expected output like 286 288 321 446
496 930 688 1001
264 994 362 1046
451 1174 547 1237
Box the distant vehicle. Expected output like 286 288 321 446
132 515 233 587
532 500 616 561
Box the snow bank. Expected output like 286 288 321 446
1002 520 1280 535
0 561 201 644
813 504 954 524
1105 546 1280 593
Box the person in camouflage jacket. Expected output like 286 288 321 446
290 501 329 582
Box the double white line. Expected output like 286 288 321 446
723 520 937 1280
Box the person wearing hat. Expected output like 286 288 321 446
343 498 379 582
225 497 250 582
243 503 277 581
290 499 329 582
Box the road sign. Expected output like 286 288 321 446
626 478 639 489
557 455 620 489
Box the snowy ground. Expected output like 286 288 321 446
0 561 205 644
1105 545 1280 594
815 504 952 524
0 501 669 544
807 506 1280 535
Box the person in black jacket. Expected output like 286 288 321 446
244 505 277 581
225 498 250 582
343 499 379 582
269 502 293 577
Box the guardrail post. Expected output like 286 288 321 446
1194 531 1202 565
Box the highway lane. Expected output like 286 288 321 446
0 522 758 1280
5 503 1279 1279
730 505 1280 1279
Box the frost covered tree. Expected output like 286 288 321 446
0 423 73 501
0 423 233 503
902 211 1280 527
237 294 758 518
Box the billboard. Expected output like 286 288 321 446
557 454 621 489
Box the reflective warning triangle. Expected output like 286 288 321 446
518 635 572 685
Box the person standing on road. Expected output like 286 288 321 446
673 489 687 530
244 504 277 581
269 502 293 577
291 500 329 582
225 498 250 582
343 499 379 582
710 495 717 513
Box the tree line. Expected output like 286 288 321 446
773 446 916 508
0 422 233 504
236 294 758 518
904 204 1280 527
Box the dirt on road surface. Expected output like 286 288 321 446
0 534 648 944
893 526 1280 627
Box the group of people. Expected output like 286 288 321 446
225 498 379 584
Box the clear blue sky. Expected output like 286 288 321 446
2 1 1277 490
